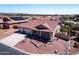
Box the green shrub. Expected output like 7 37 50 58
73 42 79 48
13 25 18 29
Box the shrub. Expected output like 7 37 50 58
60 26 69 32
2 23 9 29
0 24 1 29
73 42 79 48
13 25 18 29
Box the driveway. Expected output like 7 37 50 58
58 39 69 55
63 40 69 55
0 33 26 47
0 33 32 55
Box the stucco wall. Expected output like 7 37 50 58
19 24 61 41
52 25 61 38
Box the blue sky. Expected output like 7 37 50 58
0 4 79 14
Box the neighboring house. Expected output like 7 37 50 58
0 16 31 29
10 16 25 21
18 17 61 42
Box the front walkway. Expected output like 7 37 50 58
0 33 26 47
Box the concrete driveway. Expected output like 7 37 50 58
0 33 32 55
0 33 26 47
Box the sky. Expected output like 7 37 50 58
0 4 79 14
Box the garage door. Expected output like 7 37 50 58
19 28 24 33
24 28 32 34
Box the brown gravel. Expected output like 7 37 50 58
15 39 66 54
70 40 79 54
0 28 18 39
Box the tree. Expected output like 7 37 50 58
73 42 79 48
13 25 18 29
2 22 9 29
3 17 10 22
2 17 10 29
0 24 1 29
71 24 79 30
61 15 71 21
60 27 68 32
74 15 79 18
60 25 70 35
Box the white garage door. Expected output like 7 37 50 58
24 28 32 34
19 28 24 32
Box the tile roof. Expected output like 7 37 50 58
19 19 60 32
0 17 29 24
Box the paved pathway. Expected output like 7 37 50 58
0 33 26 47
63 41 69 55
58 39 69 55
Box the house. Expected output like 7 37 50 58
0 16 31 29
18 17 61 43
10 16 25 21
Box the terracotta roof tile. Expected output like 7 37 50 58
19 18 60 32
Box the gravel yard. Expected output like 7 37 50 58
0 29 18 39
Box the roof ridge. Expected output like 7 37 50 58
42 23 53 32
